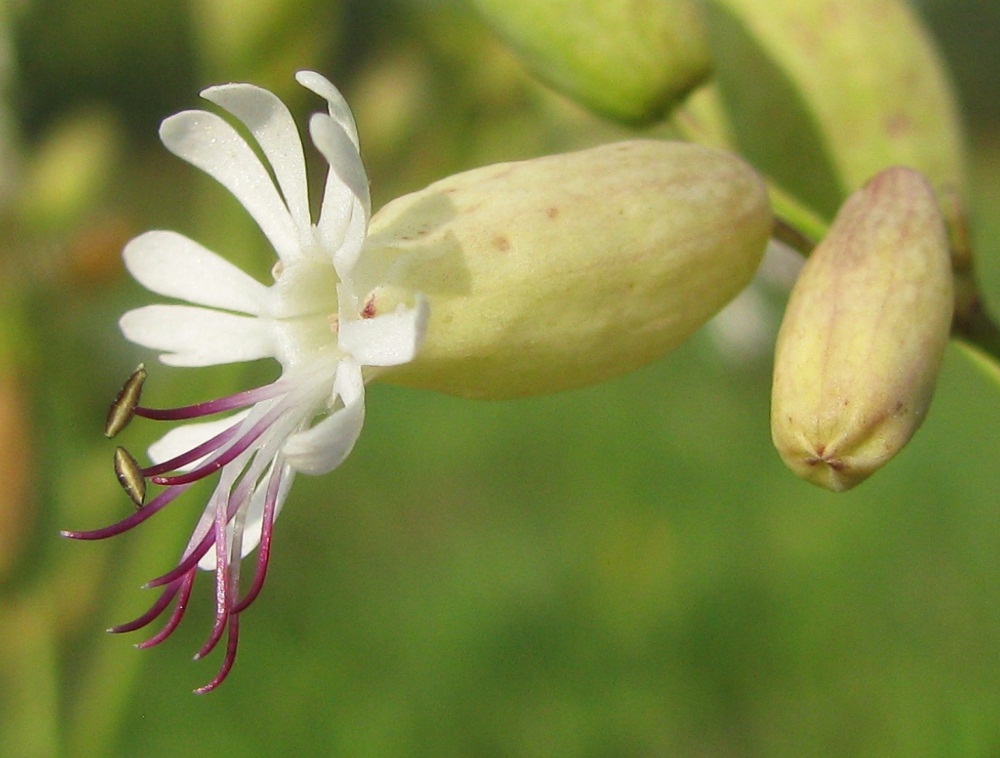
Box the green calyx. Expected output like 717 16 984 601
470 0 712 125
359 140 772 399
687 0 966 219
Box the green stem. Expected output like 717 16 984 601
768 184 826 251
952 300 1000 384
938 185 1000 381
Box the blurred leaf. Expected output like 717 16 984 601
0 371 31 583
190 0 343 84
17 106 122 232
13 0 196 139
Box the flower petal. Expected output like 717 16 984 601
159 110 300 262
338 297 429 367
309 112 370 264
282 360 365 475
120 305 276 366
331 199 368 280
295 70 360 149
124 231 269 314
200 83 311 240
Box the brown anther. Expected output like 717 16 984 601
114 446 146 508
105 364 146 438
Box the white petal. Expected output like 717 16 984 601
197 546 219 571
331 201 368 280
159 110 300 262
124 231 268 314
147 411 251 468
282 360 365 475
120 305 276 366
309 112 370 259
295 71 360 149
200 83 311 238
338 297 429 367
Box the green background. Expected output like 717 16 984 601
3 0 1000 755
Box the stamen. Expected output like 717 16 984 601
61 483 192 541
145 529 217 588
114 446 147 507
79 360 332 692
134 381 288 422
194 615 240 694
195 491 235 660
147 448 283 588
109 578 184 634
136 572 196 648
150 402 288 486
233 460 284 613
141 423 242 478
105 364 146 437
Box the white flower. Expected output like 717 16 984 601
62 71 428 693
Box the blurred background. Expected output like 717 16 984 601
2 0 1000 755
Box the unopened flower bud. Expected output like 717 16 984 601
695 0 965 214
362 140 772 399
771 166 953 491
470 0 711 125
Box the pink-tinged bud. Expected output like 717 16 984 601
771 167 953 491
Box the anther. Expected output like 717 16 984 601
114 446 147 508
105 364 147 438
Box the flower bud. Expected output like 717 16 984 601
693 0 965 216
771 167 953 491
361 140 772 399
470 0 711 125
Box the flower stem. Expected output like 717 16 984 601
938 186 1000 384
952 301 1000 386
768 184 827 252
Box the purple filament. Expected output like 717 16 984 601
61 483 192 541
149 401 288 486
63 372 301 693
133 380 287 421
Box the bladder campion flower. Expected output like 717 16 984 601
64 65 774 693
62 71 428 693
